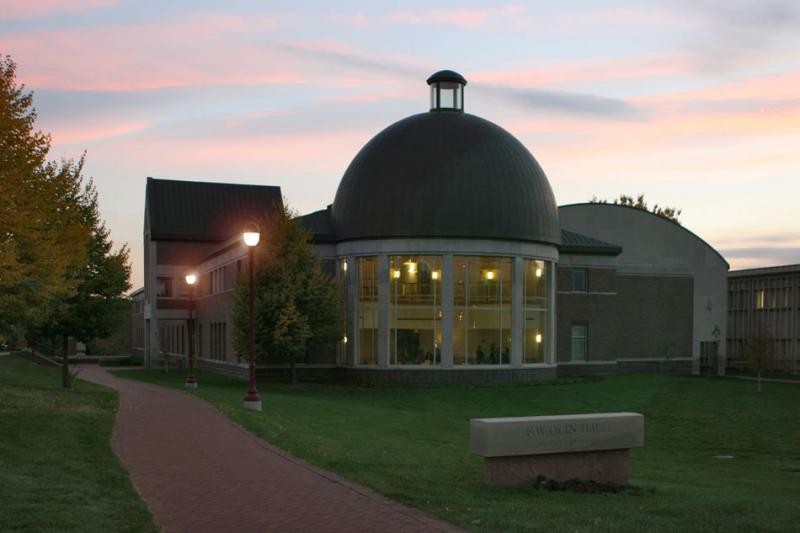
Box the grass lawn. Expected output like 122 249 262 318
114 368 800 532
0 356 157 532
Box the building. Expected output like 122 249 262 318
728 264 800 373
133 70 729 382
557 203 728 376
139 178 282 369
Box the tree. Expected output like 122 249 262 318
1 55 131 387
62 173 131 343
0 55 90 345
590 194 682 224
743 323 776 393
31 160 132 387
233 202 341 384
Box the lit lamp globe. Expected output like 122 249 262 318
185 273 197 286
243 224 260 247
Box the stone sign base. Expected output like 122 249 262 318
485 449 630 487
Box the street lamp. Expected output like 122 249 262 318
243 223 262 411
185 273 198 388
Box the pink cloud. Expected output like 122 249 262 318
1 13 305 91
2 0 118 20
386 5 525 29
0 13 417 92
470 54 697 89
49 120 152 146
329 13 369 28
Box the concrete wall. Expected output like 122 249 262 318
559 203 728 374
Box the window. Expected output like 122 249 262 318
756 289 765 309
453 256 512 365
222 323 226 360
157 277 173 297
524 259 550 364
572 269 587 292
389 255 442 365
210 267 226 294
208 322 228 360
571 324 588 361
358 257 378 365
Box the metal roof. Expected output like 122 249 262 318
559 229 622 255
302 205 621 258
331 112 560 246
427 70 467 85
299 206 336 244
729 263 800 278
145 178 282 241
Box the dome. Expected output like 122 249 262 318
331 83 560 245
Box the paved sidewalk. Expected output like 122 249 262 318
79 366 460 533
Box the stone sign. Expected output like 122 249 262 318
469 412 644 488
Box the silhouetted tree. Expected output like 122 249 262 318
591 194 682 224
744 323 776 392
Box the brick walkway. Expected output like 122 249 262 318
79 366 460 533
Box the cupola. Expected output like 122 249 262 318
426 70 466 112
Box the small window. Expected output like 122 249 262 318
157 277 173 297
756 289 765 309
572 269 588 292
571 324 587 361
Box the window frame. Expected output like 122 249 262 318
572 268 588 293
570 323 588 362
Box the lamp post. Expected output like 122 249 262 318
243 223 262 411
184 273 198 388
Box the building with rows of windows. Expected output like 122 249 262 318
130 70 729 382
727 264 799 373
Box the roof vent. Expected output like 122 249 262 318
426 70 466 112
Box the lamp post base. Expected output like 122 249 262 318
184 381 198 389
243 399 262 411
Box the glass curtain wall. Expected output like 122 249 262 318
389 255 442 365
523 259 550 363
358 256 378 364
453 256 512 365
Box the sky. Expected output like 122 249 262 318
2 0 799 290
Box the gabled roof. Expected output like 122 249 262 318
559 229 622 256
145 178 282 241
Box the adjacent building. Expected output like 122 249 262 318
133 70 729 382
728 264 800 372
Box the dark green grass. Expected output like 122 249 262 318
0 356 157 532
114 368 800 532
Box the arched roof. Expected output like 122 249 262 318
331 112 560 246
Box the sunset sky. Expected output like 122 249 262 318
2 0 799 290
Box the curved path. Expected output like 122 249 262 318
79 366 459 533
